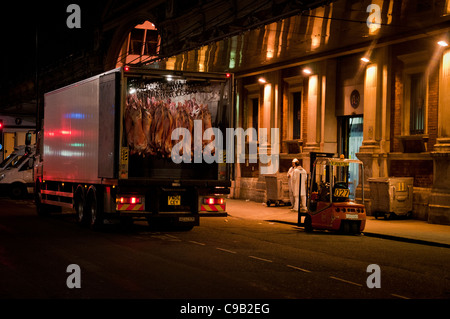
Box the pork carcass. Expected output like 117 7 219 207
172 101 195 157
150 101 174 158
151 100 164 154
125 94 147 155
193 104 214 154
142 97 155 156
161 103 174 157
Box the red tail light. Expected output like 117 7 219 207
118 196 142 204
204 197 225 205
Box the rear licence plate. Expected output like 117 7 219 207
168 195 181 205
179 217 195 222
346 214 359 219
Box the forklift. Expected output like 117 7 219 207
298 155 366 234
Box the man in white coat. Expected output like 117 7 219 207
287 158 299 208
291 161 308 212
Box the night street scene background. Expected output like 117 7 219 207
0 0 449 316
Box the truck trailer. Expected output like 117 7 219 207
34 67 233 230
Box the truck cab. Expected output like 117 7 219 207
0 145 27 172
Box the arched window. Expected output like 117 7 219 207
116 21 160 67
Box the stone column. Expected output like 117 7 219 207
356 47 391 211
429 48 450 225
356 62 381 194
303 73 321 153
302 72 321 173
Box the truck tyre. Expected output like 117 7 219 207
87 186 103 230
11 183 26 199
75 186 88 226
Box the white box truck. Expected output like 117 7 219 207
34 67 233 230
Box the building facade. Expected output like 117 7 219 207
150 0 450 224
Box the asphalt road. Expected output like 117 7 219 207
0 197 449 313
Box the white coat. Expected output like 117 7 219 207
292 166 307 197
287 166 295 204
287 167 295 189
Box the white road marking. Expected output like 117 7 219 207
390 293 410 299
286 264 311 273
249 255 273 263
329 276 363 287
216 247 237 254
189 240 206 246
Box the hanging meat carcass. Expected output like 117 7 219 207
149 100 175 158
142 97 155 156
193 104 215 155
151 100 164 155
172 101 194 157
126 92 216 159
124 94 147 155
161 102 175 157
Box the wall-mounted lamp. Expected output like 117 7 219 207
258 77 267 84
438 40 449 47
361 57 370 63
302 68 312 75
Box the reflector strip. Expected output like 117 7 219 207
200 204 226 212
117 203 144 211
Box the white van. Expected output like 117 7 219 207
0 146 35 198
0 145 27 171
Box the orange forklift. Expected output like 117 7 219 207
298 155 366 234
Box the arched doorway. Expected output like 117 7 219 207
115 20 160 68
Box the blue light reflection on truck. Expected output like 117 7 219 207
64 112 86 119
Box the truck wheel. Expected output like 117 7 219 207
87 187 103 230
10 183 26 199
75 187 88 226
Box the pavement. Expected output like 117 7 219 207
225 198 450 248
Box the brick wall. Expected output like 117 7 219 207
389 160 433 187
